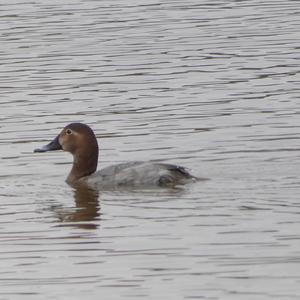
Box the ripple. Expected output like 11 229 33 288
0 0 300 299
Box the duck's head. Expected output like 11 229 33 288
34 123 99 182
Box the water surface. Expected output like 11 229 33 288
0 0 300 299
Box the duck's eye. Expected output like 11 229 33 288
66 129 73 135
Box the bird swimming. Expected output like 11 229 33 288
34 123 197 189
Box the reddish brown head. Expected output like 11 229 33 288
34 123 99 183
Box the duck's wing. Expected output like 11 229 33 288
86 161 196 188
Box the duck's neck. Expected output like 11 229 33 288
67 148 98 183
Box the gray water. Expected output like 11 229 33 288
0 0 300 299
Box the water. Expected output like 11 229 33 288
0 0 300 299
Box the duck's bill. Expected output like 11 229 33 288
34 136 62 153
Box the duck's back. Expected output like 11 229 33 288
82 161 195 189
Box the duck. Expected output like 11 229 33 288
34 123 197 189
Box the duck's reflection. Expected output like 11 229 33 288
56 186 100 229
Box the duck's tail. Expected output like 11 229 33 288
158 163 199 186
